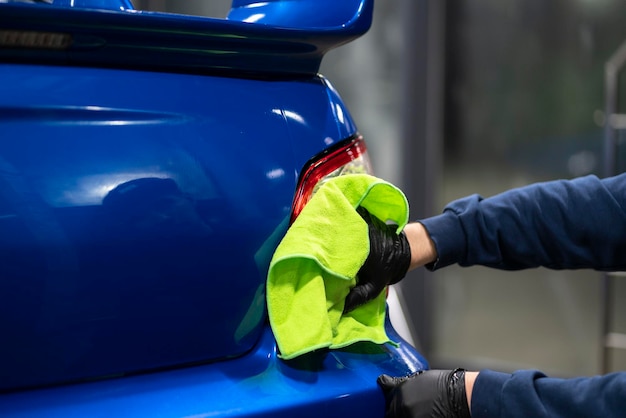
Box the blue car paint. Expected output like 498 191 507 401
0 0 428 415
0 320 426 417
228 0 371 30
0 62 366 390
0 0 373 78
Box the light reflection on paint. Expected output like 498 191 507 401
266 168 285 180
243 13 265 23
283 110 305 125
335 103 345 124
60 172 171 206
270 109 306 126
242 2 270 8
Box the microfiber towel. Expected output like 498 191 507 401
267 173 409 360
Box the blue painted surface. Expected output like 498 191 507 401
0 63 358 390
0 321 427 417
229 0 372 30
0 0 374 77
0 1 429 416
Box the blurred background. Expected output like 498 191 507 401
133 0 626 378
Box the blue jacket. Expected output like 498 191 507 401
420 173 626 418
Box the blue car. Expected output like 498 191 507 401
0 0 427 416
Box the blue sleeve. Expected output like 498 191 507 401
471 369 626 418
419 173 626 271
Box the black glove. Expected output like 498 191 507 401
343 206 411 313
377 369 471 418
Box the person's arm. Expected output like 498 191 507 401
378 368 626 418
403 221 437 270
465 371 478 410
418 173 626 271
345 174 626 311
471 369 626 418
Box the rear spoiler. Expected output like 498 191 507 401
0 0 373 78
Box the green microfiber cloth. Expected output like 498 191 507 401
267 173 409 360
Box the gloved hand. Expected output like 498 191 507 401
343 206 411 313
377 369 471 418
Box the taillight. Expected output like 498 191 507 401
290 135 372 223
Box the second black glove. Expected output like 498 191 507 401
377 369 471 418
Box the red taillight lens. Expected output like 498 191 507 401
290 135 372 223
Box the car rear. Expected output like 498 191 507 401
0 1 427 416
